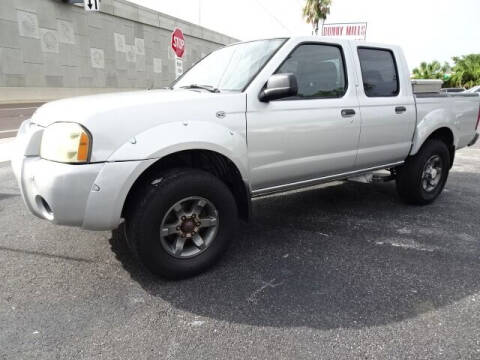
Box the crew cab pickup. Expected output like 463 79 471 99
12 37 480 279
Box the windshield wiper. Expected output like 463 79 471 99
180 84 220 93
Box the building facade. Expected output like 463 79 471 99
0 0 237 101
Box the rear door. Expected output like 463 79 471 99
352 45 416 169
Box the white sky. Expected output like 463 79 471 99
129 0 479 70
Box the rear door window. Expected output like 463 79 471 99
358 47 399 97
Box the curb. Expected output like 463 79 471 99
0 87 137 105
0 138 14 164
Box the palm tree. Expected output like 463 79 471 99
449 54 480 89
303 0 332 35
412 61 450 80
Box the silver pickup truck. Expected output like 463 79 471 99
12 37 480 279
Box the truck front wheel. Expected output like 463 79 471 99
396 139 451 205
126 168 238 279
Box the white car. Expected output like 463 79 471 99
440 87 467 93
468 85 480 94
12 37 480 278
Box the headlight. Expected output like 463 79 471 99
40 123 92 163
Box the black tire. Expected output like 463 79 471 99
396 139 451 205
126 168 238 279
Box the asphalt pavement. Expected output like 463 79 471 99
0 103 43 139
0 143 479 359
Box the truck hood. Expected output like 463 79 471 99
31 89 244 127
30 89 247 161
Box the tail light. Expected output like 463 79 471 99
476 105 480 130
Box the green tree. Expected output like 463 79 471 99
449 54 480 89
412 61 450 80
302 0 332 35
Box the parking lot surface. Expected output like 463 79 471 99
1 143 479 359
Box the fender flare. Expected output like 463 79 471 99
107 120 249 180
409 109 458 156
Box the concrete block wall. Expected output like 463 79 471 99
0 0 238 101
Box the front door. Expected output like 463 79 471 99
247 42 361 193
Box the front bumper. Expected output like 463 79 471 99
14 156 104 227
11 120 153 231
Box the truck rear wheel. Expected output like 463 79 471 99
126 168 238 279
396 139 451 205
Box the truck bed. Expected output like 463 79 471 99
414 92 480 151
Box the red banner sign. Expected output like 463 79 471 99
322 22 367 40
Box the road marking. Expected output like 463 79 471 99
0 107 38 111
247 279 284 304
0 129 18 134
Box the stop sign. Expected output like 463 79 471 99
171 28 185 58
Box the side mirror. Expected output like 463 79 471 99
259 73 298 102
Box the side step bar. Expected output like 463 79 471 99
347 172 395 184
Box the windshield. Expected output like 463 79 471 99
172 38 286 92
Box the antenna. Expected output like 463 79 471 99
254 0 291 33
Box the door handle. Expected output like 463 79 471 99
395 106 407 114
341 109 356 117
